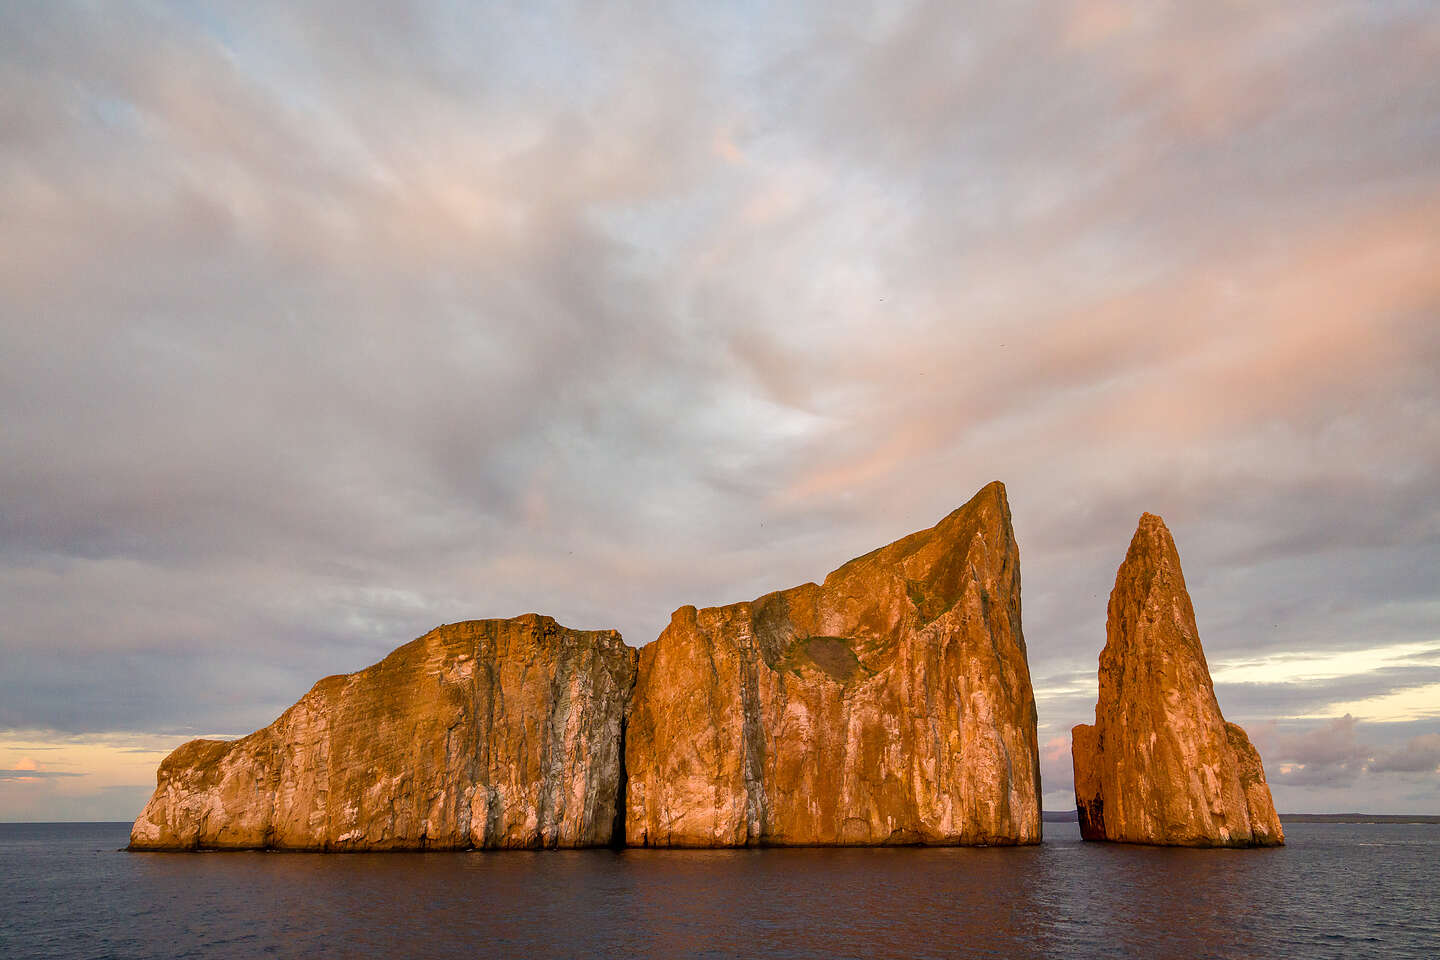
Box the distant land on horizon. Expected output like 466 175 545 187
1276 813 1440 824
1040 811 1440 825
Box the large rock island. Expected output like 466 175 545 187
130 615 637 850
131 481 1044 851
624 481 1042 846
1071 513 1283 848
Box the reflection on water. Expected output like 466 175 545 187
1 822 1436 959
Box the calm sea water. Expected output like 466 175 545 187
1 821 1436 959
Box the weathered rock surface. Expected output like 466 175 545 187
624 481 1042 846
1072 513 1283 847
130 615 637 850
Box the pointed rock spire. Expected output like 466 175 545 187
1072 513 1283 847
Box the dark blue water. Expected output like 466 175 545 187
1 822 1435 959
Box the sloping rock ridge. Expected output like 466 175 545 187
625 481 1042 846
129 614 637 850
1071 513 1284 848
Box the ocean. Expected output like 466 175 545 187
1 821 1435 959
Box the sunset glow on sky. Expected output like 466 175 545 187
2 1 1438 820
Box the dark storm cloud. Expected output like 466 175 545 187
2 1 1438 816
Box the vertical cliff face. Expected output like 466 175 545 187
130 484 1048 852
624 481 1042 847
1071 724 1105 841
129 615 637 850
1226 722 1285 845
1071 514 1283 848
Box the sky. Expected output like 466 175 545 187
2 0 1438 821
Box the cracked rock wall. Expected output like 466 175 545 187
129 615 636 850
624 481 1042 847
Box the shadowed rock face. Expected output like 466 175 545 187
1071 514 1284 848
129 615 637 850
624 481 1042 847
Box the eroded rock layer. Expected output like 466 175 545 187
130 615 637 850
624 481 1042 847
1071 514 1283 847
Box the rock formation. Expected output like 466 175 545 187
129 615 636 850
131 482 1046 852
624 481 1042 846
1071 513 1283 847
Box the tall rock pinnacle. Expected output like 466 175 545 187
625 481 1042 846
1072 513 1284 847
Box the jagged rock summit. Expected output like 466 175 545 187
130 615 637 850
625 480 1042 846
1071 513 1283 848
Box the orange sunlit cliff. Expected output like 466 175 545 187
131 482 1041 850
1072 513 1284 848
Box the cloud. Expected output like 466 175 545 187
0 759 86 781
1039 734 1074 796
1265 715 1372 786
1262 716 1440 787
1 1 1438 820
1214 666 1440 724
0 771 86 781
1370 734 1440 774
